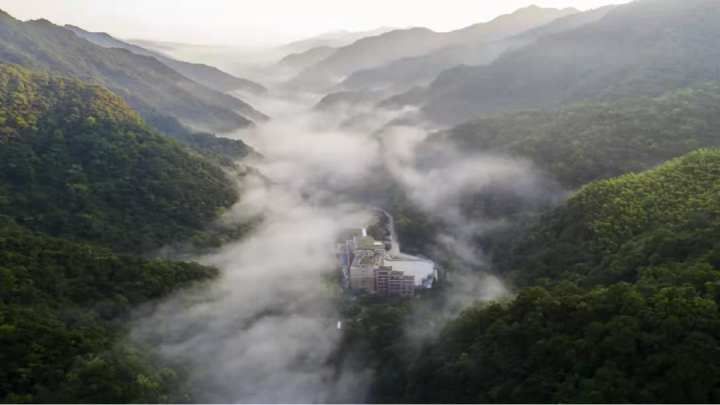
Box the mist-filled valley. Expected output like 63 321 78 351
3 0 720 403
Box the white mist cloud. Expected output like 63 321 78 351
133 171 373 402
132 88 560 402
379 124 560 267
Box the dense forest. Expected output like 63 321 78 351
440 83 720 188
0 63 238 253
359 149 720 403
0 222 216 403
4 1 720 403
0 63 244 402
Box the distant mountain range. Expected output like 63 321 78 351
0 9 267 133
277 45 338 72
288 6 578 91
387 0 720 126
340 6 614 94
279 27 396 54
66 25 266 95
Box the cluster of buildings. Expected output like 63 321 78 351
336 228 437 297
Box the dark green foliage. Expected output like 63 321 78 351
391 149 720 403
443 83 720 188
406 280 720 403
512 149 720 287
336 296 415 403
143 112 257 166
0 63 237 252
390 191 441 256
0 223 216 403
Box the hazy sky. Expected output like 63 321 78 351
0 0 632 46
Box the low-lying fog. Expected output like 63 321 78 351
131 82 559 402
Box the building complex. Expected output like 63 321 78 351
336 228 437 297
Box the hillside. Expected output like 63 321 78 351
0 63 238 252
65 25 267 95
509 148 720 287
292 6 576 90
392 0 720 126
435 82 720 188
0 222 216 403
383 149 720 403
0 10 266 132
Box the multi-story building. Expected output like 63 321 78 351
347 229 382 292
337 229 434 297
375 266 415 297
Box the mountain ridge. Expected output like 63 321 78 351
64 24 267 96
0 10 266 133
290 5 578 90
390 0 720 126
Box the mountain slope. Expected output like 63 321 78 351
403 0 720 126
396 149 720 404
436 82 720 188
0 10 266 132
0 222 216 403
65 25 266 95
0 63 237 252
292 6 577 90
511 148 720 287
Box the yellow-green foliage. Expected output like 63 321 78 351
0 63 237 253
571 149 720 253
510 148 720 287
0 64 142 139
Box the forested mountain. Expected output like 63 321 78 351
340 6 612 94
291 6 577 90
0 61 248 403
65 25 267 95
0 9 267 132
0 63 237 253
434 82 720 188
0 222 216 403
390 0 720 126
376 149 720 403
510 148 720 288
53 25 258 164
6 2 720 404
141 112 257 166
